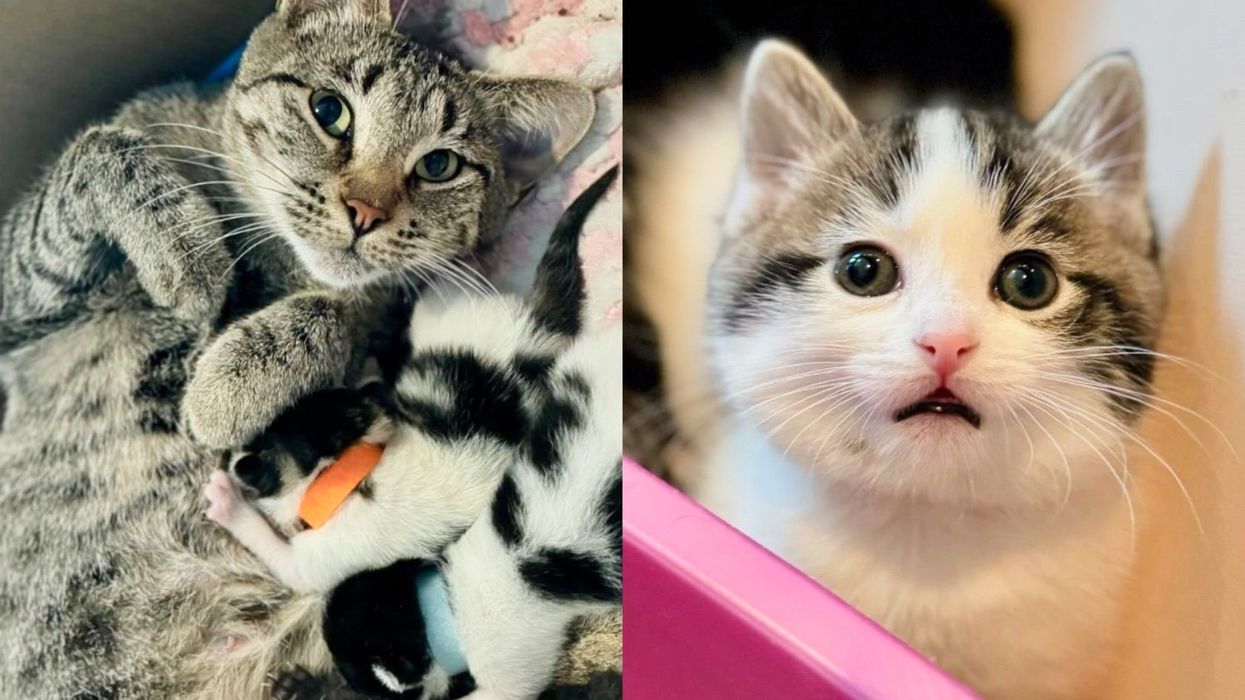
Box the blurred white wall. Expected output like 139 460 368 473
1000 1 1245 697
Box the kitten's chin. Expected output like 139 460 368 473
289 239 388 289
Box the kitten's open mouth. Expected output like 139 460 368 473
894 388 981 428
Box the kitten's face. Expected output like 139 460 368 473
224 0 593 288
710 43 1162 507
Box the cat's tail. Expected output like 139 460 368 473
530 165 619 340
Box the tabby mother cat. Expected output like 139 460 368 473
0 1 593 697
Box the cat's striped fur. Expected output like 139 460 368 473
0 1 595 697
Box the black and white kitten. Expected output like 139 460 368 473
205 169 621 700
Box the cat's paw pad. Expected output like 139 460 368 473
204 470 243 527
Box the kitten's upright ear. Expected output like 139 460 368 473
529 166 618 339
275 0 391 24
478 76 596 195
1036 54 1146 194
730 40 857 226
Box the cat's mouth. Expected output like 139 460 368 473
894 387 981 428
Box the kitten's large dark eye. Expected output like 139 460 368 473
995 252 1058 310
310 89 352 138
413 150 462 183
834 244 900 296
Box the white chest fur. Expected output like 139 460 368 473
691 425 1136 700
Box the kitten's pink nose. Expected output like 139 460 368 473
916 330 979 381
344 198 388 236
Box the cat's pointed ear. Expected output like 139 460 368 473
529 166 618 338
478 76 596 196
1036 53 1145 194
727 40 857 229
276 0 391 24
739 39 857 186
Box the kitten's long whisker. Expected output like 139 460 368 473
1013 401 1075 513
117 143 299 198
453 259 500 298
1022 396 1136 543
393 0 413 29
221 231 284 280
1033 389 1202 535
1032 370 1234 459
142 122 303 185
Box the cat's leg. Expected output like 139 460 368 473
0 125 230 325
203 470 311 589
205 467 419 593
182 292 360 449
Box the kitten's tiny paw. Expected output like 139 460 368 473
204 470 241 526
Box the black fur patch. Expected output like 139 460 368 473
491 473 524 547
244 385 388 483
134 338 194 402
325 560 432 699
237 72 310 92
514 354 555 385
448 671 478 698
722 253 825 331
520 548 619 603
1067 272 1154 414
600 468 622 560
866 114 917 207
442 99 458 134
232 454 284 498
138 406 179 434
529 389 586 477
0 303 88 354
396 351 526 445
361 63 386 93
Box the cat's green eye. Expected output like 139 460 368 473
310 89 352 138
834 244 900 297
995 252 1058 310
413 150 462 183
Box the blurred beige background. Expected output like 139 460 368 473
0 0 269 214
998 1 1245 698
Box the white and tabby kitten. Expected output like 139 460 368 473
629 41 1161 700
206 169 620 700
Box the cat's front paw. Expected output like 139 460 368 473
183 293 353 449
204 470 245 528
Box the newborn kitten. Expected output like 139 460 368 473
206 168 620 699
0 1 593 697
628 41 1160 700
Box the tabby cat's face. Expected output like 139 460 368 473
224 0 593 287
710 43 1163 506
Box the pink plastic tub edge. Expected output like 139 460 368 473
622 459 979 699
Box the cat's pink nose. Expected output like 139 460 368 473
916 330 979 381
344 198 388 236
